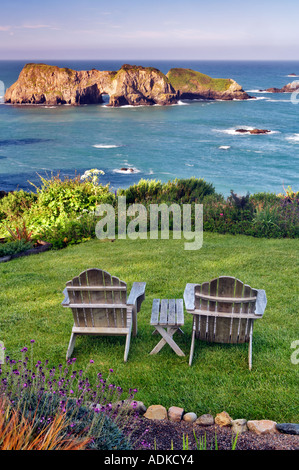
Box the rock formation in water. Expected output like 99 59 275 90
5 63 252 106
265 81 299 93
166 68 251 100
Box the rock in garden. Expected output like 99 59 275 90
195 414 214 426
276 423 299 435
168 406 184 422
247 420 278 435
183 412 197 423
231 419 248 434
215 411 233 427
144 405 167 420
113 399 147 415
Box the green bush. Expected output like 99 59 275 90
0 190 37 223
39 213 99 249
118 177 215 204
0 173 115 239
0 240 33 257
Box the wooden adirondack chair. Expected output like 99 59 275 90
184 276 267 369
62 269 146 362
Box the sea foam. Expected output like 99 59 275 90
286 134 299 143
93 144 121 149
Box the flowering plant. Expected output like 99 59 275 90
80 169 105 186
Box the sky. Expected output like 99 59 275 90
0 0 299 60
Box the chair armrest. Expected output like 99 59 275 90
127 282 146 312
254 289 267 316
61 287 70 307
183 283 198 311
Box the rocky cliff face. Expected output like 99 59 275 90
5 63 251 106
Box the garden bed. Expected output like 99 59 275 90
126 417 299 450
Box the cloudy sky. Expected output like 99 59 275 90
0 0 298 60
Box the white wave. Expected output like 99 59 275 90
185 163 194 166
44 106 57 109
249 96 270 101
93 144 121 149
246 89 273 93
286 134 299 143
285 74 299 77
219 145 231 150
112 167 140 174
177 100 190 106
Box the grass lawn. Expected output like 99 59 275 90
0 232 298 423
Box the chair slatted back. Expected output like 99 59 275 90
66 269 128 329
194 276 257 343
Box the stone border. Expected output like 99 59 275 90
127 403 299 436
0 241 52 263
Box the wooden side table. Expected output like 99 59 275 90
150 299 185 356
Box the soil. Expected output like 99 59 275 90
125 416 299 451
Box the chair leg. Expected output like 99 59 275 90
124 316 133 362
189 319 196 366
132 305 137 337
66 331 76 360
124 332 131 362
248 321 253 370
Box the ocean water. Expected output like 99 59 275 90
0 60 298 196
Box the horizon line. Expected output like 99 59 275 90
0 58 299 62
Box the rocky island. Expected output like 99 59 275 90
4 63 251 107
264 81 299 93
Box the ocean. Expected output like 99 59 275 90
0 60 298 196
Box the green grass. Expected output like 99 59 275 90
166 68 231 93
0 232 298 423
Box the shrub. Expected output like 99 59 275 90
26 173 115 231
38 213 98 249
0 240 33 257
0 190 37 223
118 177 215 204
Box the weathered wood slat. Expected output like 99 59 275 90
66 286 127 291
72 326 129 335
159 299 168 325
67 303 128 309
192 310 261 320
151 299 160 325
195 293 257 303
176 299 184 326
168 299 176 325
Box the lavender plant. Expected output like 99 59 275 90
0 341 139 450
